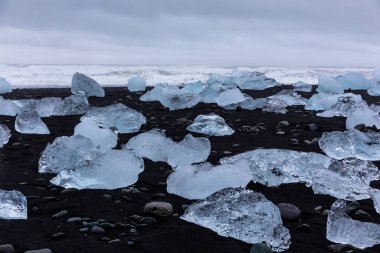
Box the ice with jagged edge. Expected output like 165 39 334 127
368 70 380 96
292 81 312 92
0 97 18 116
370 191 380 214
0 190 27 220
319 129 380 160
262 98 288 114
74 121 118 153
181 188 291 252
54 94 89 116
317 96 369 118
215 88 246 107
124 130 210 166
317 74 344 94
50 149 144 190
336 72 372 90
222 95 268 110
220 149 380 200
327 199 380 249
80 103 146 133
39 135 101 173
0 77 12 94
269 90 307 106
233 71 279 90
167 134 211 168
167 160 251 199
305 93 363 111
71 72 105 98
15 97 63 117
140 83 176 102
159 88 203 110
127 75 146 92
346 106 380 129
187 114 234 136
15 109 50 134
0 124 11 148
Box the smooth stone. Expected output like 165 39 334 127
275 131 286 135
90 226 105 234
344 201 360 215
67 217 81 223
152 193 166 199
51 210 68 219
307 123 318 131
289 138 299 146
51 232 65 239
139 216 157 224
353 210 370 217
24 249 52 253
277 121 290 127
250 243 273 253
0 244 14 253
277 203 301 220
79 228 89 233
143 202 173 217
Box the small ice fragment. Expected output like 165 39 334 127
215 88 246 107
0 124 11 148
159 90 203 110
262 98 288 114
292 81 312 92
80 103 146 133
128 76 146 92
336 72 371 90
54 94 89 116
74 121 118 153
370 191 380 214
0 77 12 94
187 114 234 136
71 72 105 98
305 93 363 111
0 190 27 220
0 97 18 116
15 109 50 135
326 199 380 249
181 188 291 252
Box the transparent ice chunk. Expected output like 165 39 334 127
0 77 12 94
15 109 50 135
53 94 89 116
128 75 146 92
0 124 11 148
187 114 234 136
71 72 105 98
0 190 27 220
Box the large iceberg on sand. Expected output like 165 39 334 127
124 130 210 166
15 109 50 135
317 96 368 118
159 89 203 110
74 121 118 153
319 129 380 160
54 94 89 116
39 135 100 173
127 75 146 92
220 149 379 200
181 188 291 252
0 77 12 94
327 199 380 249
292 81 312 92
80 103 146 133
233 71 279 90
0 97 18 116
50 149 144 190
336 72 372 90
316 75 344 94
215 88 246 107
305 93 363 111
187 114 234 136
0 190 27 220
269 90 307 106
71 72 105 98
167 161 251 199
0 124 11 148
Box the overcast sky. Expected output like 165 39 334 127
0 0 379 66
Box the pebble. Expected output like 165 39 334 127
139 216 157 224
250 243 273 253
79 228 89 233
90 226 105 234
289 138 299 146
67 217 82 223
344 201 360 215
327 244 352 252
277 203 301 220
294 223 311 231
353 210 370 217
108 239 121 244
275 131 286 135
277 121 290 127
314 206 323 212
51 232 65 239
143 201 173 217
24 249 52 253
152 193 166 199
60 188 78 194
102 194 112 199
51 210 68 219
0 244 14 253
307 123 318 131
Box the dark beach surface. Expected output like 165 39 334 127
0 86 379 253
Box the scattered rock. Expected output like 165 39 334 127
277 121 290 127
67 217 81 223
289 138 299 146
139 216 157 224
277 203 301 220
90 226 105 234
307 123 318 131
24 249 52 253
275 131 286 135
143 201 173 217
327 244 352 252
250 243 273 253
0 244 14 253
51 210 67 219
353 210 370 217
50 232 65 239
344 201 360 215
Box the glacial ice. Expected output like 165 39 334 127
74 121 118 153
50 149 144 190
80 103 146 133
262 98 288 114
345 106 380 129
167 160 252 199
319 129 380 160
317 96 368 118
18 97 63 117
0 77 12 94
182 81 207 95
292 81 312 92
222 96 268 111
124 129 175 162
140 83 175 102
326 199 380 249
54 94 89 116
0 124 11 148
39 135 100 173
370 191 380 214
215 88 246 107
71 72 105 98
269 90 307 106
128 75 146 92
0 190 27 220
159 89 203 110
167 134 211 168
181 188 291 252
15 109 50 135
220 149 379 200
0 97 18 116
317 75 344 94
207 73 234 86
187 114 234 136
305 93 363 111
234 71 279 90
336 72 372 90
